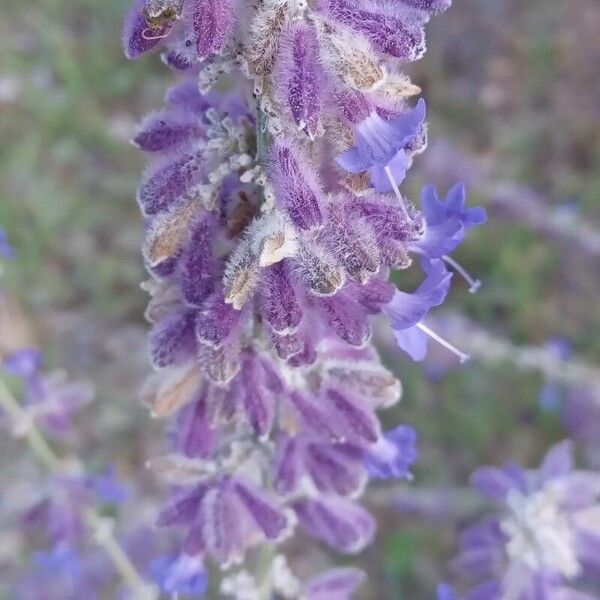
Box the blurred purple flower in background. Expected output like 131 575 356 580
0 226 15 260
451 441 600 598
150 552 208 596
2 348 93 438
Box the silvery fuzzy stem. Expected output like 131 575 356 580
367 485 485 521
486 181 600 258
426 313 600 394
256 105 273 169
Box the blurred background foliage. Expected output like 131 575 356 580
0 0 598 597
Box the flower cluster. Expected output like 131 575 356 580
444 441 600 599
123 0 485 594
0 339 144 598
12 470 128 597
2 349 93 438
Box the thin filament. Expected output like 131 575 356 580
443 255 481 293
416 322 470 363
384 165 413 224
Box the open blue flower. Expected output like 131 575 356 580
365 425 418 480
336 99 426 193
383 259 453 361
413 183 487 259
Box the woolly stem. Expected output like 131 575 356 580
256 106 273 168
0 377 157 600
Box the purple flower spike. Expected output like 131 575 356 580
124 0 473 591
151 552 208 596
304 568 366 600
336 99 426 192
413 183 487 258
384 259 452 361
365 425 418 480
276 22 324 139
271 142 323 230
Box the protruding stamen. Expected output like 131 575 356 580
416 322 470 363
442 255 481 294
384 165 413 224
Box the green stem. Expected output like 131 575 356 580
0 377 157 600
256 543 276 600
0 382 61 471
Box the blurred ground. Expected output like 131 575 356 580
0 0 599 597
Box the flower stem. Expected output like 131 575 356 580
384 165 413 224
256 106 272 168
256 543 276 600
0 377 157 600
0 379 61 472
